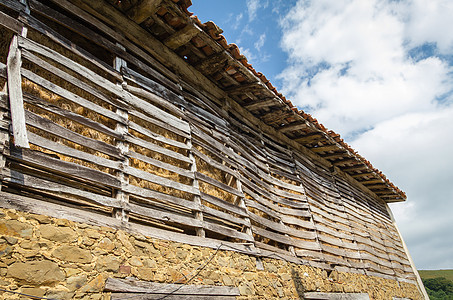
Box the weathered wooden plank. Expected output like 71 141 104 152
127 150 193 179
244 199 280 220
124 84 184 121
124 165 198 195
27 131 121 171
123 92 190 135
21 49 127 110
47 0 178 84
125 134 191 164
105 278 240 295
31 0 180 99
122 65 183 105
128 202 202 228
194 52 228 75
129 109 190 140
24 93 123 140
249 212 316 240
184 101 229 130
0 0 26 12
6 147 121 189
0 192 260 256
7 35 29 148
111 294 235 300
126 0 162 23
24 108 122 159
2 168 122 208
21 69 126 124
280 215 316 231
252 225 293 246
203 221 253 242
304 292 370 300
129 121 188 150
164 24 202 50
201 204 249 227
0 62 6 79
278 122 308 133
244 98 279 111
124 184 200 211
195 172 243 198
19 15 122 84
199 192 247 218
191 148 238 180
0 9 22 33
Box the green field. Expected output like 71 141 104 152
419 270 453 282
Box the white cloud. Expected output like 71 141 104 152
231 13 243 30
254 33 266 50
396 0 453 53
278 0 453 269
246 0 260 21
246 0 269 22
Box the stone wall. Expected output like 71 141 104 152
0 208 422 299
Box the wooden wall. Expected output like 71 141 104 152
0 0 416 284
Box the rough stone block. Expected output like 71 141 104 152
7 260 65 284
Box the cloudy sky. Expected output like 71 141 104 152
190 0 453 270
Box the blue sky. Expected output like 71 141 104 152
190 0 453 271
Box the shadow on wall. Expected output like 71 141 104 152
292 267 305 299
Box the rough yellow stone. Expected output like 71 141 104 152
7 260 65 284
53 245 92 263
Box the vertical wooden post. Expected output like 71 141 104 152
234 170 254 240
113 45 129 222
187 134 205 237
0 89 8 191
7 34 28 149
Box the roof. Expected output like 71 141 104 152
109 0 406 202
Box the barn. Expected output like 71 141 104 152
0 0 427 299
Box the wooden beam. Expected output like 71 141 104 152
105 277 240 296
320 151 348 160
194 52 228 75
7 35 29 148
225 81 261 93
365 184 387 190
278 122 308 133
126 0 162 24
294 132 324 144
361 179 386 185
309 144 339 153
331 157 357 166
350 172 374 178
244 98 279 111
340 164 368 172
304 292 370 300
164 24 202 50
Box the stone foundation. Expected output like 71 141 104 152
0 208 422 299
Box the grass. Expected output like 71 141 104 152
419 269 453 282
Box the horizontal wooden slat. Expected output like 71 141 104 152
127 150 193 179
24 108 122 159
129 121 189 150
199 192 247 218
5 147 121 189
125 135 191 164
2 168 121 208
105 278 240 296
196 172 242 197
124 165 198 195
28 131 121 171
21 68 125 123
